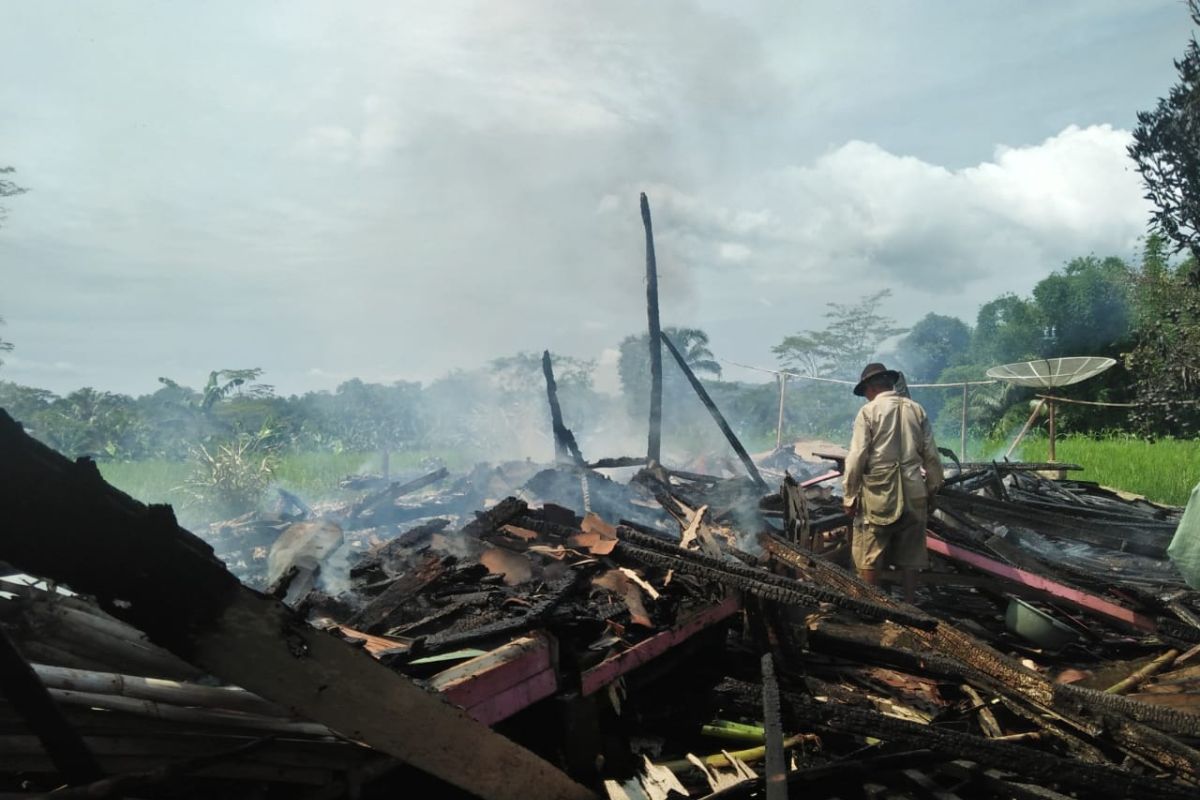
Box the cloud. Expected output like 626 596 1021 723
637 124 1148 298
0 2 1180 397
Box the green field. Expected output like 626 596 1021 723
1013 435 1199 506
98 449 469 524
97 435 1200 520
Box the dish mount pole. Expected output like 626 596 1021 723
1047 398 1056 462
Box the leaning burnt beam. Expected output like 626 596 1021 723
660 333 768 490
0 410 593 800
542 350 585 467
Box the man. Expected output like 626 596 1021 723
842 362 944 603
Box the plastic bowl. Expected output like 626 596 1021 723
1005 597 1079 650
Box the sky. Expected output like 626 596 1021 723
0 1 1191 396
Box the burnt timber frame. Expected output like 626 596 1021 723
0 409 594 800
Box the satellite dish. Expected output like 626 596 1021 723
985 357 1116 389
986 356 1117 463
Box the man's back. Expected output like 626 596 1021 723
844 390 943 508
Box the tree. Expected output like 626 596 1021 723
199 368 274 412
1031 255 1133 358
618 327 719 413
772 290 907 379
1127 234 1200 435
893 313 971 382
1128 1 1200 281
0 166 27 229
968 294 1045 367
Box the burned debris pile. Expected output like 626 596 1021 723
3 401 1200 799
2 199 1198 799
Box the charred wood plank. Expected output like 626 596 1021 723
347 553 454 633
618 526 936 629
418 572 581 653
0 410 594 800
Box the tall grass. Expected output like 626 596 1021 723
97 459 192 507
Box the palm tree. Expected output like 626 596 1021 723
662 327 722 379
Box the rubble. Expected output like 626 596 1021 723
4 397 1200 798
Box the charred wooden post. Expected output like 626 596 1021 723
780 474 810 549
542 349 585 466
641 192 664 465
661 333 768 490
760 653 787 800
0 626 103 784
0 410 594 800
774 373 787 450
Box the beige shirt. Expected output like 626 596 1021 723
843 391 944 523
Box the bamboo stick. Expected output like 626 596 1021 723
32 663 285 718
656 734 819 772
702 720 767 743
1105 649 1181 695
45 687 334 737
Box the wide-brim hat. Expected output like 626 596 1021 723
853 362 900 397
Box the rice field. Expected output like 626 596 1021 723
1014 435 1199 507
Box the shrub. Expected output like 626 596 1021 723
182 427 280 517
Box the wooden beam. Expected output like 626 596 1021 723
925 533 1157 632
641 192 664 465
760 654 788 800
581 596 739 695
542 350 585 466
0 410 594 800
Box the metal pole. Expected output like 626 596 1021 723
960 383 968 462
775 374 787 450
1048 400 1056 462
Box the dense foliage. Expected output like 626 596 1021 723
1129 0 1200 276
